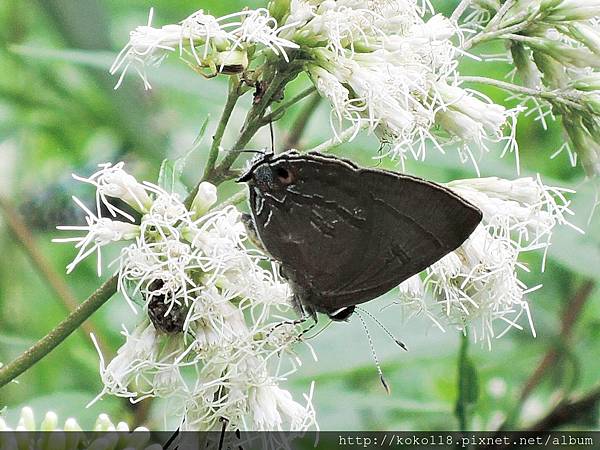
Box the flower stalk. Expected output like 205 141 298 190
0 275 117 389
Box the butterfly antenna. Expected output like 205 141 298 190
356 306 408 351
218 417 228 450
355 310 390 395
162 427 180 450
238 149 266 155
268 112 275 154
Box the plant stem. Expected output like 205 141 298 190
202 76 241 181
456 331 470 431
520 280 595 401
204 64 303 185
528 384 600 432
495 279 595 431
484 0 517 33
459 76 583 110
463 8 534 50
306 126 359 153
0 275 117 389
284 93 321 150
262 86 316 124
0 196 100 344
450 0 472 23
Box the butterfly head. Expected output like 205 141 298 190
237 150 299 192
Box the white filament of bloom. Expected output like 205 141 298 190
398 175 577 348
89 323 197 404
72 162 152 220
231 8 300 62
54 196 139 275
110 9 186 89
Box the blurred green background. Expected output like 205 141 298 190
0 0 599 431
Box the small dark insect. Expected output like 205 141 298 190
146 280 186 333
238 151 482 322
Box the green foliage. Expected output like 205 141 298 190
0 0 598 432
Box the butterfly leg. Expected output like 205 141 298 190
266 315 311 339
241 213 270 255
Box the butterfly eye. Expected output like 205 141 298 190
275 166 295 185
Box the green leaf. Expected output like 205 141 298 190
10 45 226 99
158 116 210 195
455 333 479 430
461 358 480 405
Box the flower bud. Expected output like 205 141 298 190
510 41 542 89
542 0 600 21
269 0 291 23
17 407 35 431
566 23 600 55
190 182 218 218
214 49 249 74
94 413 116 431
40 411 58 431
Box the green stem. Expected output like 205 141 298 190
202 76 241 181
0 196 100 344
284 93 321 150
205 64 303 185
456 331 470 431
464 11 538 49
450 0 473 23
459 76 583 110
306 126 360 153
262 86 316 124
0 275 118 389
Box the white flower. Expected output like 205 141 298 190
68 162 318 432
111 8 298 89
287 1 516 166
437 82 508 138
72 161 152 219
110 9 188 89
53 197 139 275
0 406 148 434
397 175 577 348
249 383 316 430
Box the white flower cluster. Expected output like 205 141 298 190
0 408 158 450
397 175 578 348
278 0 515 167
55 163 316 432
110 8 299 89
112 2 517 169
0 407 147 433
474 0 600 174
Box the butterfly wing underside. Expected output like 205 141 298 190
247 153 482 315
